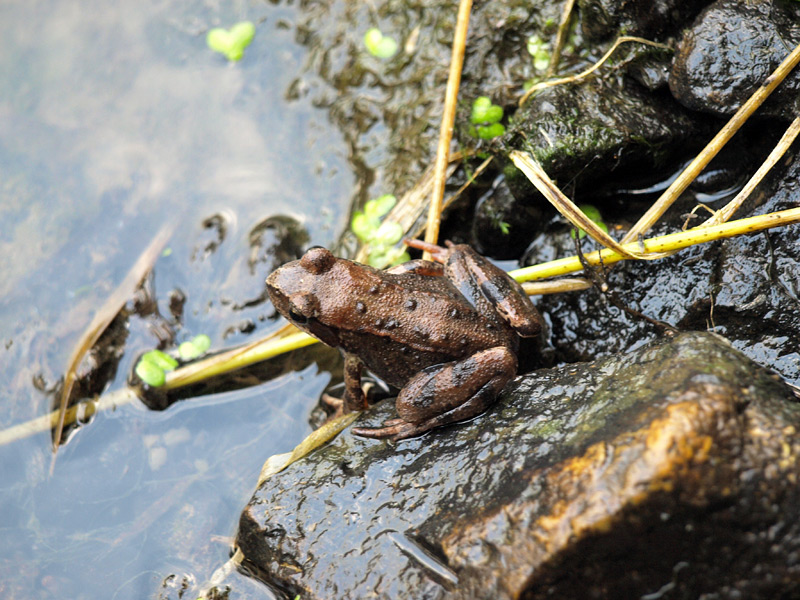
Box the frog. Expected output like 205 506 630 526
265 239 542 441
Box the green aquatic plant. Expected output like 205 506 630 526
364 28 398 59
135 350 178 387
135 334 211 387
469 96 506 140
351 195 410 268
207 21 256 62
179 334 212 360
527 34 551 72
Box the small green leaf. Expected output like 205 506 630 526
570 204 608 239
476 123 506 139
364 28 398 59
470 97 505 138
471 96 504 124
383 247 410 266
351 212 379 242
498 221 510 235
483 105 504 124
136 359 166 387
207 21 256 62
367 249 389 269
141 349 178 372
364 194 397 218
178 341 199 360
578 204 603 222
178 334 212 360
375 221 403 245
367 245 409 269
527 35 550 72
191 334 211 354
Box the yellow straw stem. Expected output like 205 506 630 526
163 331 317 389
513 207 800 284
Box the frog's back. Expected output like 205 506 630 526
334 270 514 387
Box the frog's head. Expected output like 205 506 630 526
266 246 341 347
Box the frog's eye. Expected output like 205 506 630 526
301 247 336 274
288 309 308 324
287 292 318 324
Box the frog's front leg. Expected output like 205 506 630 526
340 354 369 412
351 346 517 441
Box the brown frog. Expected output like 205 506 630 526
266 240 542 441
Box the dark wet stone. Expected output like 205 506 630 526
669 0 800 120
505 73 707 205
578 0 708 41
236 333 800 599
532 147 800 388
471 177 552 259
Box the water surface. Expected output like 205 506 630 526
0 0 355 597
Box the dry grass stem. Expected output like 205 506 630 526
163 329 315 389
1 327 318 447
424 0 473 258
509 150 646 259
53 223 174 453
622 41 800 243
702 116 800 227
0 386 139 448
256 411 361 486
546 0 576 79
521 278 592 296
513 207 800 286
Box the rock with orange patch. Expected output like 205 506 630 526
237 332 800 599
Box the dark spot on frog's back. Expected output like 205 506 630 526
300 246 336 274
355 301 367 314
413 325 430 340
404 298 417 311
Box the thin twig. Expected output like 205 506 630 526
520 36 670 107
424 0 472 259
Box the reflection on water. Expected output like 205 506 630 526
0 0 352 597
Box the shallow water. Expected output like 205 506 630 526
0 0 356 597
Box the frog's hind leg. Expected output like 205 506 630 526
352 371 511 441
352 346 515 441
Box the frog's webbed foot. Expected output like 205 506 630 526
351 395 488 441
351 419 423 441
353 414 461 441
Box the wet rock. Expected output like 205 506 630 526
578 0 708 41
471 176 553 259
505 72 707 204
669 0 800 120
236 332 800 599
532 145 800 387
